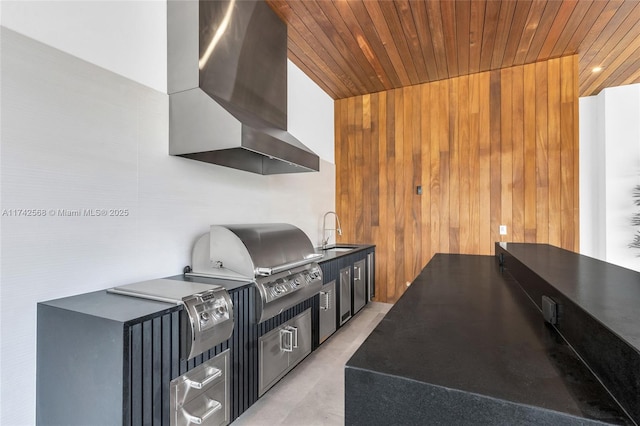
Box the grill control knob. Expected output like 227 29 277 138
200 312 210 322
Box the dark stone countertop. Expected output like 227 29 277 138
496 242 640 350
40 275 253 323
345 254 631 425
39 289 177 324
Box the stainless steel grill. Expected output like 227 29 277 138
188 223 323 323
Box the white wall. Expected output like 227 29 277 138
1 0 167 93
580 83 640 271
0 2 335 424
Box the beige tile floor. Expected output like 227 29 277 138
233 301 393 426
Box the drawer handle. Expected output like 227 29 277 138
183 399 222 424
289 326 298 349
280 328 293 352
320 291 331 310
186 367 222 390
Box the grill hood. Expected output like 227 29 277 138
167 0 320 174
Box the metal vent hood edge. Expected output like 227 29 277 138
167 0 320 175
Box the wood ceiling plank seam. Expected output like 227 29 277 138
562 0 609 55
441 0 461 78
594 44 640 91
576 0 626 63
295 2 367 98
377 0 421 85
579 4 640 94
577 1 638 72
501 0 534 68
479 0 502 72
619 53 640 87
312 0 383 95
513 0 548 65
536 0 580 60
287 0 372 98
285 20 355 98
409 0 441 82
582 30 640 96
361 1 413 87
425 0 451 81
394 0 431 83
524 0 563 63
550 0 595 57
468 0 487 75
269 0 360 98
490 0 517 70
333 0 395 90
455 0 472 78
345 0 404 89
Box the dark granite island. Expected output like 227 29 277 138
345 254 632 425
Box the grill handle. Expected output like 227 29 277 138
255 253 324 276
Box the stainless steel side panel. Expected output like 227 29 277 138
319 280 336 344
367 252 375 301
353 259 366 314
339 267 352 326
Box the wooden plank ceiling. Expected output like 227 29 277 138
266 0 640 100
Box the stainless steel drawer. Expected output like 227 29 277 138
171 349 230 426
174 380 227 426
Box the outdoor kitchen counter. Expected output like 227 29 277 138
315 243 375 262
345 254 632 425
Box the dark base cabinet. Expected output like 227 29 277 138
37 284 254 426
37 247 373 425
317 246 375 347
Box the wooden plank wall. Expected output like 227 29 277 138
335 55 579 304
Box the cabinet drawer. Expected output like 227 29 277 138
174 379 228 426
171 349 230 426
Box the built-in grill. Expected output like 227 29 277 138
187 223 323 323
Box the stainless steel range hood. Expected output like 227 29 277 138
167 0 320 174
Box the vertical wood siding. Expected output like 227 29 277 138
335 56 579 304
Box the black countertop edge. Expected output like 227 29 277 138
345 366 616 426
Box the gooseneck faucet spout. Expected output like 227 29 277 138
322 211 342 249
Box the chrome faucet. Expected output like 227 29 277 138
322 211 342 249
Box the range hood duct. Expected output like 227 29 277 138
167 0 320 174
